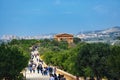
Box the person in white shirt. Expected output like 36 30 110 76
49 74 54 80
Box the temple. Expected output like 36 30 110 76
54 33 73 44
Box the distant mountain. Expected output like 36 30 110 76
76 26 120 40
101 26 120 34
1 26 120 41
78 26 120 34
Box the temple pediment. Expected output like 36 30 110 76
55 33 73 37
54 33 73 43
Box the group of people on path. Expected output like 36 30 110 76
49 73 66 80
28 47 66 80
28 49 42 73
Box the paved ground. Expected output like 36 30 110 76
23 49 50 80
25 69 49 80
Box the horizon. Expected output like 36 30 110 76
1 26 120 37
0 0 120 37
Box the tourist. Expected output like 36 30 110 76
32 64 36 73
54 73 58 80
37 65 40 73
58 74 61 80
60 75 66 80
53 67 57 74
49 74 54 80
28 64 32 73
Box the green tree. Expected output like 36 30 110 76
73 37 81 44
116 36 120 40
106 46 120 80
0 43 28 80
40 39 120 80
75 43 110 80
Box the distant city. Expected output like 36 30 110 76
1 26 120 44
1 34 54 40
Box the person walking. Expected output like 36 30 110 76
37 65 40 73
32 64 36 73
60 75 66 80
49 74 54 80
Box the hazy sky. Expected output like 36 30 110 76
0 0 120 36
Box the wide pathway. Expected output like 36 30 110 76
25 70 49 80
23 49 50 80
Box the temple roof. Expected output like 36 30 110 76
54 33 73 37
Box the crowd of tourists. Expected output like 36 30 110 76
27 47 66 80
49 73 66 80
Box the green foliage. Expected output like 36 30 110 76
40 39 120 80
0 39 39 79
116 36 120 40
75 43 111 79
0 43 28 80
42 50 68 69
106 46 120 80
9 39 39 57
73 37 81 44
40 39 68 51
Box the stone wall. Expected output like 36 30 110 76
56 68 76 80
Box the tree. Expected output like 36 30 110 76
73 37 81 44
116 36 120 40
0 43 28 80
75 43 110 80
40 39 120 80
106 46 120 80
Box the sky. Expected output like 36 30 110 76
0 0 120 36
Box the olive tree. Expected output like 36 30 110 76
106 46 120 80
0 43 28 80
75 43 110 80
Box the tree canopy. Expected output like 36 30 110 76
6 39 119 80
0 43 28 80
40 39 120 80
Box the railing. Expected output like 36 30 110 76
41 59 79 80
56 68 77 80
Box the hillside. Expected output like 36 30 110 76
76 26 120 40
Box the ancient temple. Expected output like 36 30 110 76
54 33 73 43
